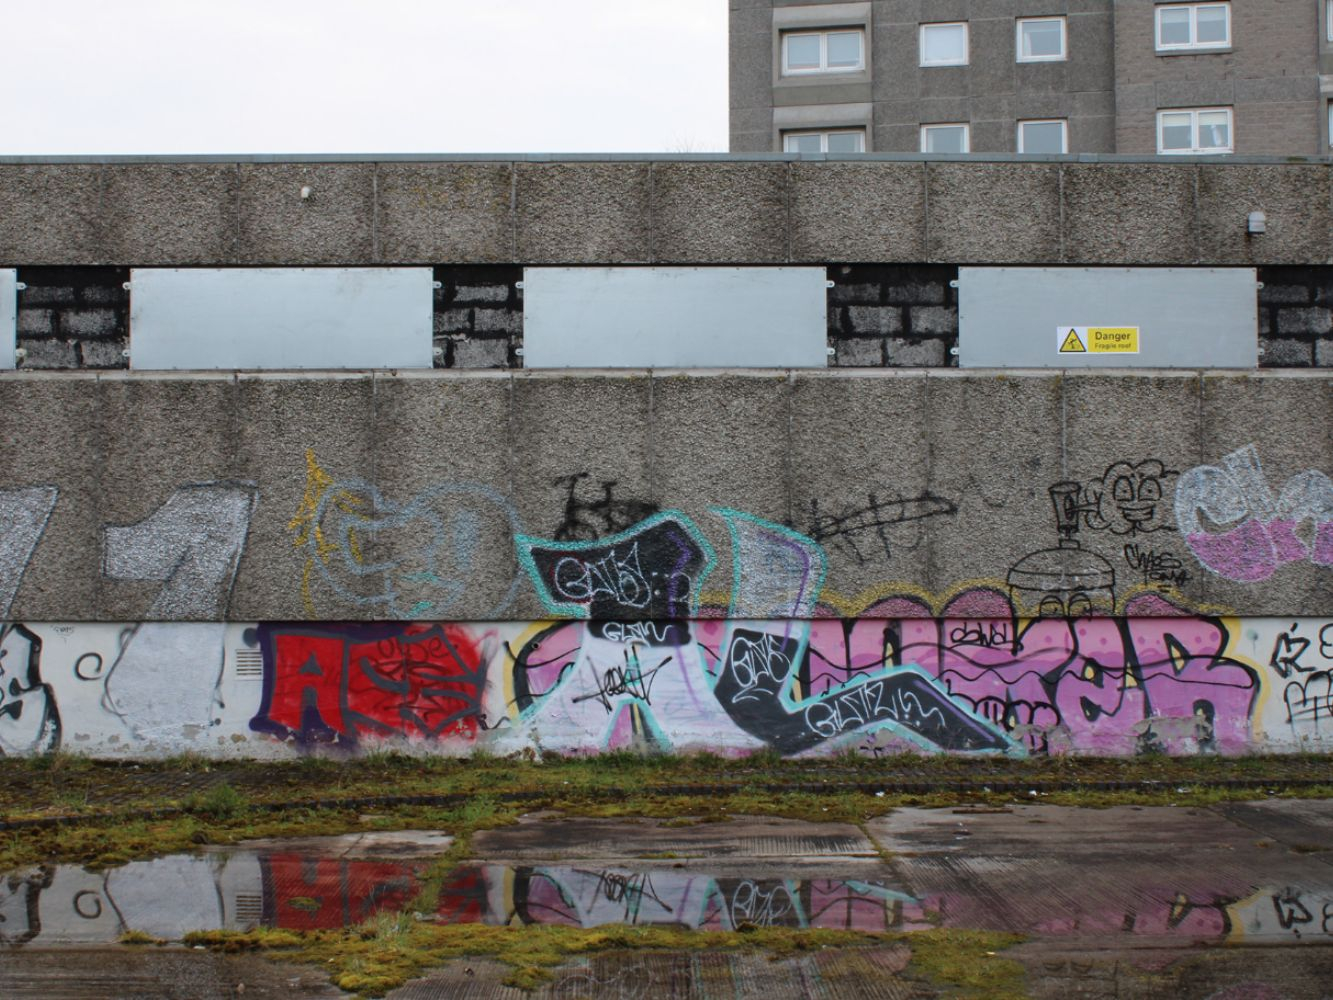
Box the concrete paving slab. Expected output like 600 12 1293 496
219 829 454 859
0 949 343 999
1215 799 1333 852
471 814 880 866
871 804 1333 947
388 948 917 1000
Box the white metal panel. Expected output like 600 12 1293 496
958 267 1258 368
0 270 15 371
522 267 829 368
129 268 434 370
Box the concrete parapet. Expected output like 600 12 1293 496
3 156 1331 266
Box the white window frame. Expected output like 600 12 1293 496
920 123 970 154
1155 107 1233 154
919 22 969 67
1327 0 1333 42
782 129 867 154
781 28 866 75
1017 119 1068 154
1154 3 1230 52
1016 17 1067 62
1328 102 1333 148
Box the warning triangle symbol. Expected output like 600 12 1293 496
1060 329 1087 353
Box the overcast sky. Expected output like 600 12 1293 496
4 0 728 155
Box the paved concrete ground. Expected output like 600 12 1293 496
4 802 1333 997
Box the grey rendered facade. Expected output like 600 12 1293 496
731 0 1333 155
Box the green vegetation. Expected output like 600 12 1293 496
185 919 1025 998
6 749 1333 997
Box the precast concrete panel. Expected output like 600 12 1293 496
1 270 14 370
521 267 829 368
958 267 1258 368
128 268 434 370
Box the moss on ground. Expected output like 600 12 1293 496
185 919 1025 998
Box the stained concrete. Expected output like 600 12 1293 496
0 369 1325 620
8 803 1333 996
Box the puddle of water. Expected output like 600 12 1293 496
6 841 1333 947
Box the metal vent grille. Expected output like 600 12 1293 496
235 650 264 678
234 893 263 925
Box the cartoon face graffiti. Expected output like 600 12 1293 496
1085 461 1177 536
0 624 60 755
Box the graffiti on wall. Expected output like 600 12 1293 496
0 435 1325 758
250 622 493 745
1176 445 1333 582
290 451 524 619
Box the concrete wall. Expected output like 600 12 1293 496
0 370 1327 761
0 371 1326 624
4 157 1333 268
2 615 1329 760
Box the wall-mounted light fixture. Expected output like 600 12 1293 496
1247 211 1267 234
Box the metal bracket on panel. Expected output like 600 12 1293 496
826 347 836 356
516 281 525 290
14 348 26 362
1256 282 1264 290
825 281 835 289
514 348 525 357
432 281 443 290
14 282 26 292
949 280 959 289
123 282 132 291
950 347 960 356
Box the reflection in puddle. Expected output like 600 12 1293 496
5 849 1333 947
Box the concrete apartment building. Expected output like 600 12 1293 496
731 0 1333 155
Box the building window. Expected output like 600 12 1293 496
921 123 969 153
1155 3 1230 51
1156 108 1233 153
1016 17 1066 61
1018 119 1068 154
781 29 865 75
783 129 866 153
920 22 968 66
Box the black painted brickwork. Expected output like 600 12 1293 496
1255 267 1333 368
827 264 958 367
15 267 129 369
433 266 523 369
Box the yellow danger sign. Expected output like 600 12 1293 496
1057 327 1140 355
1059 329 1086 353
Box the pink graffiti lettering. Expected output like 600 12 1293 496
1175 445 1333 582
